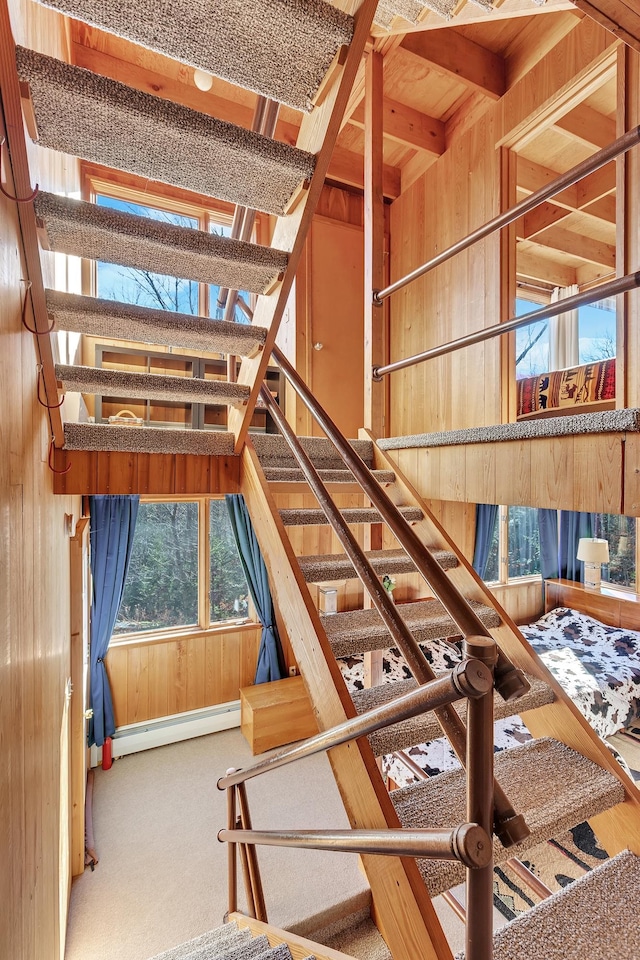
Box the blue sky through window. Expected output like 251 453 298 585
96 195 199 313
515 296 616 379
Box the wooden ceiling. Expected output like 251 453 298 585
66 0 620 288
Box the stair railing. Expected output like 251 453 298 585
367 123 640 380
219 643 496 960
259 368 529 852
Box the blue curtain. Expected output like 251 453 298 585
89 496 139 747
472 504 499 579
225 495 286 684
559 510 594 582
538 509 559 581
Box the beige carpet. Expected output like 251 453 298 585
64 729 370 960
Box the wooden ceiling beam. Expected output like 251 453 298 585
516 201 571 240
553 103 617 151
516 156 615 214
577 162 616 205
571 0 640 53
516 248 577 287
400 29 506 100
350 96 445 155
529 224 616 268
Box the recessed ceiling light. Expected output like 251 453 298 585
193 68 214 92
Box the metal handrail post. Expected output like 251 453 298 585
374 125 640 303
373 271 640 379
237 782 268 923
464 637 497 960
226 773 238 917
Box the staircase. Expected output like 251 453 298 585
3 0 640 957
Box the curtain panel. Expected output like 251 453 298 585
89 495 139 747
225 494 286 683
472 504 499 580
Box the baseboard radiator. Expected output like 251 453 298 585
90 700 240 767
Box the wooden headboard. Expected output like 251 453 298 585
544 578 640 631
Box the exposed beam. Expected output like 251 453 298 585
400 30 506 100
516 248 577 287
554 103 617 150
516 201 570 240
531 224 616 268
572 0 640 53
516 156 615 213
351 97 445 156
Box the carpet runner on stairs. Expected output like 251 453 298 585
148 920 316 960
35 192 288 293
17 46 316 215
63 422 236 455
47 290 268 357
321 596 500 657
299 548 458 586
391 736 625 897
279 505 423 525
33 0 354 112
352 672 555 756
262 466 396 484
252 435 376 469
456 850 640 960
56 365 250 407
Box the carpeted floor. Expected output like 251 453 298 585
64 729 370 960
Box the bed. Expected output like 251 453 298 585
337 592 640 784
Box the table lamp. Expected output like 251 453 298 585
577 537 610 589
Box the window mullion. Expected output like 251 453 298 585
199 498 211 629
499 505 509 584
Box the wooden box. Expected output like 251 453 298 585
240 675 318 755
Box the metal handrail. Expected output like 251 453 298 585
373 125 640 303
373 271 640 379
218 660 492 791
218 824 492 870
261 369 528 850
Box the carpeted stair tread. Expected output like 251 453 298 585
323 597 497 657
35 192 287 293
252 434 375 467
378 408 640 450
17 47 315 215
262 467 396 484
456 850 640 960
391 737 626 897
63 422 236 456
299 549 458 588
352 673 555 756
47 290 267 358
279 505 423 526
34 0 353 113
56 364 250 407
147 921 251 960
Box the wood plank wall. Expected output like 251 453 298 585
2 3 82 959
387 17 618 438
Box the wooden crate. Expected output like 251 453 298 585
240 675 318 755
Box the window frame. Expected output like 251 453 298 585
112 495 255 645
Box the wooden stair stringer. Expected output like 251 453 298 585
230 914 359 960
228 0 380 452
364 429 640 857
239 440 453 960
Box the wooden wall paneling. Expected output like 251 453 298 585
465 443 497 504
529 437 575 510
489 580 545 625
435 446 466 501
618 46 640 408
69 517 89 878
53 451 242 495
623 434 640 516
494 440 532 505
573 433 623 513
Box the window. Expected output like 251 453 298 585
593 513 636 589
114 498 251 638
95 195 200 314
478 505 541 584
515 296 616 381
208 221 252 325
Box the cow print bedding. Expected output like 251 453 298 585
337 606 640 787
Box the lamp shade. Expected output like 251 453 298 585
577 537 610 564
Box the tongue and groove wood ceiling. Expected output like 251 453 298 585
66 0 617 288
